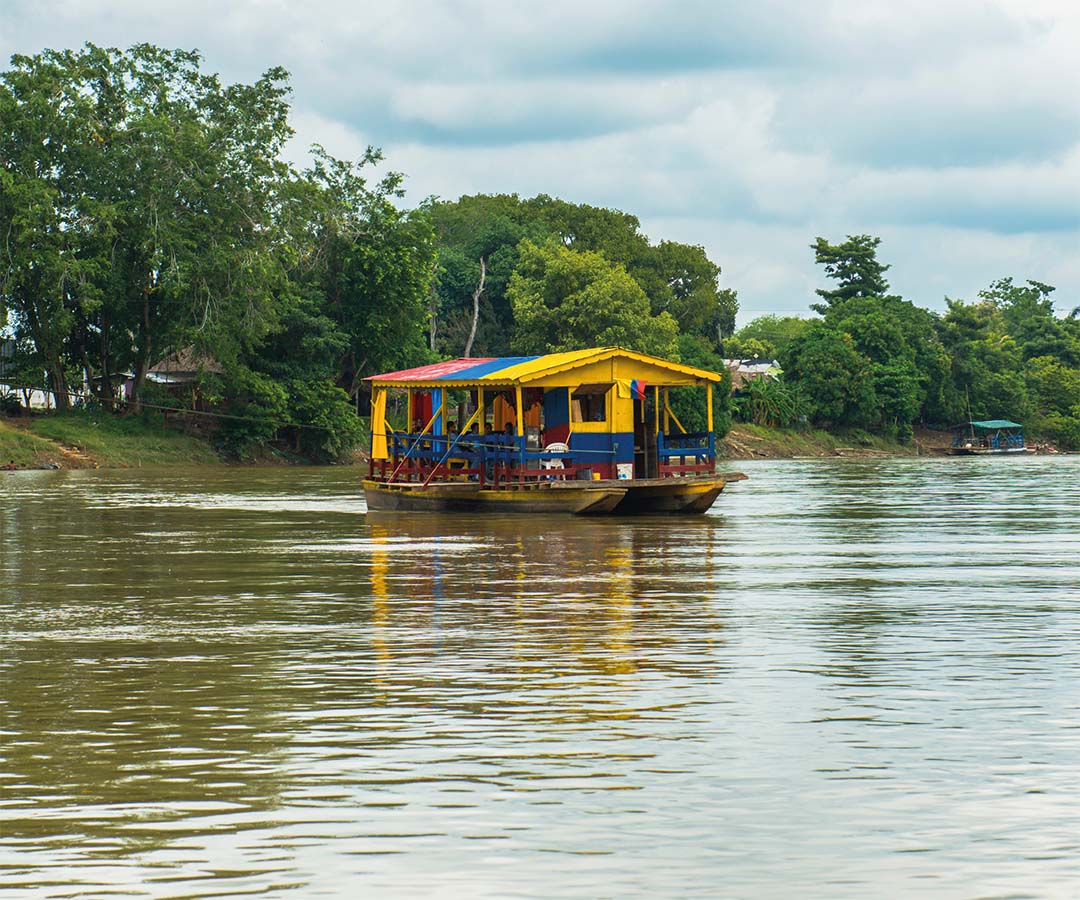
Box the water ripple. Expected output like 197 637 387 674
2 459 1079 897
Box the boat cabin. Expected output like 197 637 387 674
950 420 1028 454
365 347 722 487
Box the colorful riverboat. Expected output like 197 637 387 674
363 347 737 515
950 419 1032 455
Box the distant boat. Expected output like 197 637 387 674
363 347 740 515
950 420 1032 455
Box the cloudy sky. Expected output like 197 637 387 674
3 0 1079 323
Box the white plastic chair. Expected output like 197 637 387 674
539 442 569 470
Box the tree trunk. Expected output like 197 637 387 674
428 280 439 351
98 317 114 410
128 290 152 413
45 356 70 410
80 351 95 400
23 296 70 410
70 301 101 405
463 256 485 359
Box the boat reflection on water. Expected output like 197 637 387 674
364 511 732 680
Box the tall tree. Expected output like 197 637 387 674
796 234 951 437
297 146 437 395
429 201 530 357
0 48 101 406
810 234 891 314
980 277 1080 366
785 324 877 427
430 194 737 355
508 241 679 358
1 44 297 410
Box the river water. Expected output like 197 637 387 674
1 457 1078 899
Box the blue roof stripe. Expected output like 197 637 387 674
440 356 540 380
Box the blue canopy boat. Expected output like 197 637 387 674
363 347 740 515
950 420 1031 455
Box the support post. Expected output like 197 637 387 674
514 384 525 476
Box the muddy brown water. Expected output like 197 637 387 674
2 458 1079 898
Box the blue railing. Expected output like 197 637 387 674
380 432 616 482
389 431 521 468
657 431 714 464
377 430 714 480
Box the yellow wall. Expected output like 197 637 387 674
612 394 635 433
523 357 708 390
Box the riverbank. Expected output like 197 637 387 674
719 423 949 459
0 413 222 469
2 413 954 470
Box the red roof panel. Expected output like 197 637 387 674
367 358 497 382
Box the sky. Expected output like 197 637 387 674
3 0 1079 325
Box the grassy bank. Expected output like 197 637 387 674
0 423 67 468
1 412 223 468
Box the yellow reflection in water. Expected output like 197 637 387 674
369 524 393 690
599 545 636 675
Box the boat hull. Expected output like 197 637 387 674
949 447 1032 456
610 477 726 515
362 475 728 516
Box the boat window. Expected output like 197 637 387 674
571 384 611 422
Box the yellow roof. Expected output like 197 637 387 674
497 347 720 385
366 347 721 388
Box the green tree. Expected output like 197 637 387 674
0 49 98 407
282 378 364 459
1026 356 1080 418
305 151 436 392
0 44 297 411
810 234 891 313
730 315 810 362
799 235 952 434
939 296 1031 422
430 194 736 355
650 240 734 340
525 195 735 345
249 145 437 454
508 241 679 358
428 202 532 357
980 277 1080 365
785 324 877 427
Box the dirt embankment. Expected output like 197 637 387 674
719 424 953 460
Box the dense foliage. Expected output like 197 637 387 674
0 45 435 457
428 194 737 359
5 44 1076 456
727 236 1080 448
1 45 738 456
